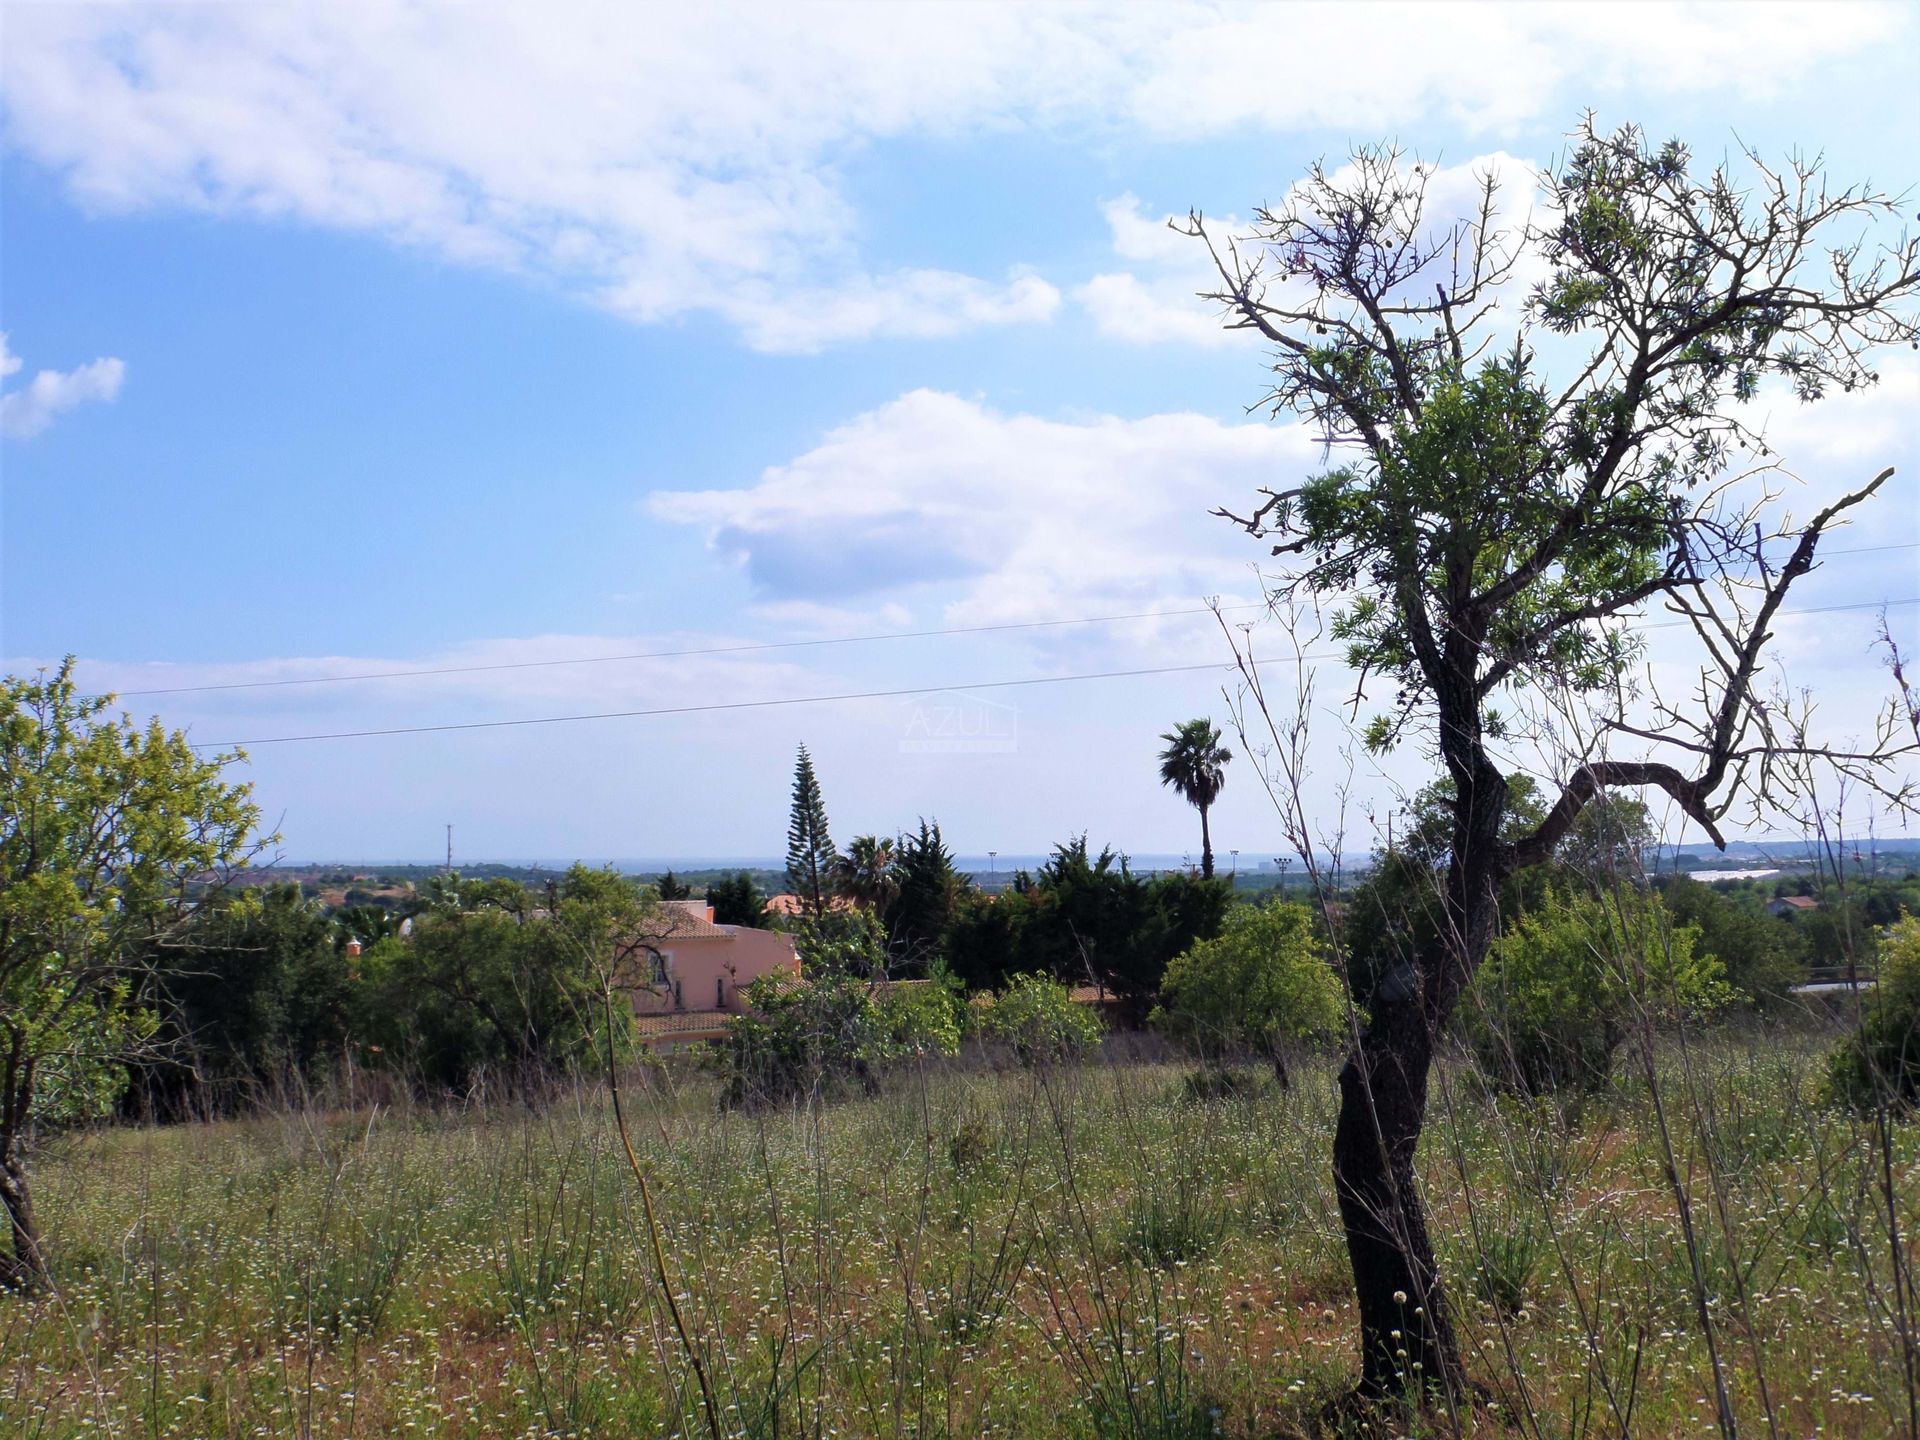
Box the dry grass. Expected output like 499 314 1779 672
3 1021 1916 1438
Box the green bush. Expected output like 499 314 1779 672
1468 885 1729 1093
354 864 646 1093
874 968 965 1058
1828 914 1920 1109
1153 899 1343 1086
976 973 1102 1065
719 965 963 1107
719 972 883 1107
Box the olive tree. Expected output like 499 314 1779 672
1 660 264 1288
1187 118 1919 1399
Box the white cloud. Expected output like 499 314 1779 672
0 335 125 439
1737 358 1920 470
651 388 1313 634
3 4 1902 353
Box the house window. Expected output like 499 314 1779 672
716 975 726 1008
648 950 669 986
673 978 684 1010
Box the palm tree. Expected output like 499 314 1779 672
1157 719 1231 879
832 835 897 912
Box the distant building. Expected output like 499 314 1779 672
630 900 799 1044
1767 895 1820 919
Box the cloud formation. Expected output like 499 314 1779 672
3 3 1899 353
0 334 125 439
651 388 1316 631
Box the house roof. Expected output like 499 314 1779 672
1771 895 1820 910
655 900 732 938
633 1012 736 1043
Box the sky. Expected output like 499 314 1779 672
3 1 1918 866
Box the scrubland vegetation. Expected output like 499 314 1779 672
5 1020 1917 1440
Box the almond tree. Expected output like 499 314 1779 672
1 660 264 1289
1187 118 1919 1401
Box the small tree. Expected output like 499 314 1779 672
1191 119 1919 1397
887 818 964 967
707 871 767 928
1155 900 1343 1087
356 864 649 1094
1468 885 1728 1093
1157 719 1231 878
785 745 839 915
976 973 1102 1066
1 661 264 1288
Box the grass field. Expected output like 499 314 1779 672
3 1023 1917 1439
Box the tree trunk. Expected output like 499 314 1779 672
1199 803 1214 879
1330 681 1507 1401
0 1138 46 1292
1266 1039 1291 1090
1332 987 1461 1396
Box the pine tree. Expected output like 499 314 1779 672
785 745 839 915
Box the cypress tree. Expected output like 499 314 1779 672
785 745 838 914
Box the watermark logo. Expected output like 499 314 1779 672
899 689 1018 754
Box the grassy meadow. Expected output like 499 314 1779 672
3 1022 1917 1440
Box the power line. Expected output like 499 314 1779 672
195 593 1920 750
104 537 1920 699
116 601 1270 697
194 660 1239 748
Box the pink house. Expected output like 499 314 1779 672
631 900 799 1020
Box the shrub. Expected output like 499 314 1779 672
1657 874 1805 1007
718 972 883 1107
354 864 646 1093
792 907 889 977
719 964 962 1107
1470 1218 1544 1319
1153 899 1343 1086
1468 885 1729 1093
975 973 1101 1065
1828 914 1920 1109
873 968 965 1058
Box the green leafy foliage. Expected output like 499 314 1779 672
944 838 1228 1019
139 884 355 1114
1468 886 1729 1093
718 965 961 1108
706 871 767 928
1656 875 1806 1008
792 907 889 979
1 659 264 1284
354 865 649 1093
886 819 964 967
1154 900 1344 1082
1828 915 1920 1109
976 973 1102 1066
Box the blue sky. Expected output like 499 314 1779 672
4 2 1917 863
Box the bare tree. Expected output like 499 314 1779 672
1185 117 1919 1402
